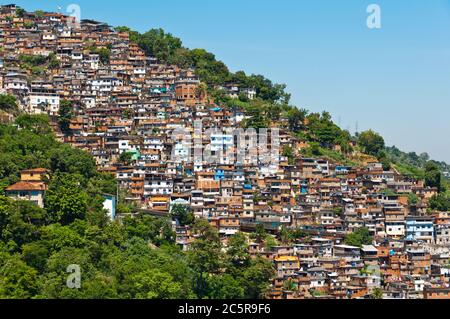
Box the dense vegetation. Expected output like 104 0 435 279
0 94 19 115
0 116 274 299
114 26 290 104
385 146 450 179
17 53 59 76
344 228 373 248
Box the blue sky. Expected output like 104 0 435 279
6 0 450 162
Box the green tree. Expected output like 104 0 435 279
279 226 292 244
424 161 442 191
0 94 18 113
264 235 278 250
133 270 184 299
283 278 297 291
0 253 38 299
170 204 194 227
344 227 373 247
21 242 49 272
241 257 275 299
16 8 26 17
282 145 295 165
39 224 86 251
0 197 48 248
44 173 89 225
429 194 450 212
123 214 175 246
58 100 73 135
287 108 307 133
118 151 134 165
408 193 419 206
47 53 59 69
34 10 45 19
206 274 245 299
288 228 309 241
253 223 267 243
49 146 97 180
358 130 385 157
15 114 52 135
226 232 250 267
267 103 282 122
137 28 183 63
88 47 111 65
243 104 269 129
306 112 343 148
371 287 384 299
188 219 222 298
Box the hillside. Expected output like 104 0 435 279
1 6 447 179
0 116 274 299
117 25 450 179
2 4 450 300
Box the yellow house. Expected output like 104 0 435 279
274 256 300 278
5 168 49 208
20 168 49 182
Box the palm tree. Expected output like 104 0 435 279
371 287 384 299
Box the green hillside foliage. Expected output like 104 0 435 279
17 53 59 75
386 146 450 178
0 94 19 115
115 26 290 104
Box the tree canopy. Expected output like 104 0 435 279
0 94 18 113
357 130 385 157
344 227 373 247
115 26 290 104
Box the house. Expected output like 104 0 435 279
361 245 378 264
334 245 361 261
406 216 435 243
407 248 432 275
274 256 300 278
102 194 116 220
29 92 60 115
144 173 173 197
5 168 49 208
424 287 450 299
435 225 450 246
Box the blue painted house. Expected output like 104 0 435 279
215 169 225 181
406 216 435 243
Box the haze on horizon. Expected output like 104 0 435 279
7 0 450 162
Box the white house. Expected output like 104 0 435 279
29 93 60 115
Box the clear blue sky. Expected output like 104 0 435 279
6 0 450 162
